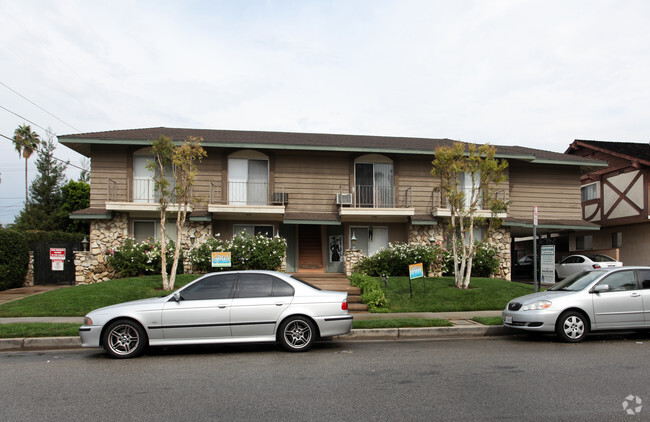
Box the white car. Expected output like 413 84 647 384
79 270 353 358
504 267 650 342
555 254 622 280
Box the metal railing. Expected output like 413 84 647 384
106 178 177 203
338 185 412 208
432 187 506 210
209 182 287 206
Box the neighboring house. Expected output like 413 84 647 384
566 140 650 265
58 128 603 281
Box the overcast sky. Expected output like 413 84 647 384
1 0 649 225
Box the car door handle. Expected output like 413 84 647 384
631 293 641 297
218 305 228 308
276 303 284 306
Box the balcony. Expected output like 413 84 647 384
105 178 187 212
208 182 286 219
338 185 414 221
431 187 507 217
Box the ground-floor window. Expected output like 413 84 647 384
233 224 274 238
132 220 178 243
350 226 388 256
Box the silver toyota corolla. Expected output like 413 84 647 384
503 267 650 342
79 270 353 358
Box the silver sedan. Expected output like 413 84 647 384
503 267 650 342
79 270 353 358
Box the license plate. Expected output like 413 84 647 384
504 315 512 324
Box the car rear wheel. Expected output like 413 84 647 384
555 311 588 343
279 316 315 352
103 319 147 359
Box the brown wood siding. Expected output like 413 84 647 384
89 145 129 207
398 156 438 214
508 162 582 221
274 151 351 214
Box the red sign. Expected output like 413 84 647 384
50 248 66 260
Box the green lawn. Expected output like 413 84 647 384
352 318 452 329
380 276 534 313
0 274 199 317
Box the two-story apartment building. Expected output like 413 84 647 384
566 140 650 265
59 128 603 281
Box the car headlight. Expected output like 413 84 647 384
84 317 93 326
522 300 552 311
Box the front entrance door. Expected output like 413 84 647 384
326 226 343 273
298 225 323 272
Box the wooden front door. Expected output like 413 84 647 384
298 225 324 272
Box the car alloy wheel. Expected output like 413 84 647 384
279 316 315 352
556 311 588 343
103 319 147 359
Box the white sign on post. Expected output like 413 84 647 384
540 245 555 284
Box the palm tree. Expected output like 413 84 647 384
12 124 41 202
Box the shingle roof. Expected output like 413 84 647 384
58 127 602 166
568 139 650 164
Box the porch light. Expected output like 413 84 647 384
81 237 89 251
189 233 196 245
351 231 357 249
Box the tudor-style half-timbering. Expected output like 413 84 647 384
566 139 650 265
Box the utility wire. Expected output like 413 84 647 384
0 104 55 137
1 132 86 171
0 81 81 132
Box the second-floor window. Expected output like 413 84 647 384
581 182 599 202
133 149 174 203
355 155 394 208
228 154 269 206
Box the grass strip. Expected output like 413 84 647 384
472 316 504 326
352 318 452 329
0 323 80 338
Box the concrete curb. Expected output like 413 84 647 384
340 325 507 340
0 336 81 351
0 326 508 352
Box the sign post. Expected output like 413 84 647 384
533 206 538 293
408 263 424 298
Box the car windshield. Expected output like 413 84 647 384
587 254 616 262
548 271 603 291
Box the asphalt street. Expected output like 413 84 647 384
2 335 649 421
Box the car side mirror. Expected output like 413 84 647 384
172 291 182 302
592 284 609 293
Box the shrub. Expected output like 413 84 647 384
106 238 183 277
20 230 85 244
187 233 287 272
349 272 389 311
0 230 30 290
355 242 442 277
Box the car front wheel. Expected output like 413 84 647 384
279 316 315 352
102 319 148 359
555 311 588 343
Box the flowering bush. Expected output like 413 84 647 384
106 238 183 277
355 242 442 277
187 232 287 272
441 242 499 277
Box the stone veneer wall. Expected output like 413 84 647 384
74 212 213 284
408 225 445 277
484 227 511 280
23 252 34 287
343 248 363 276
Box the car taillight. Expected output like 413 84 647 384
341 300 348 311
593 264 601 269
